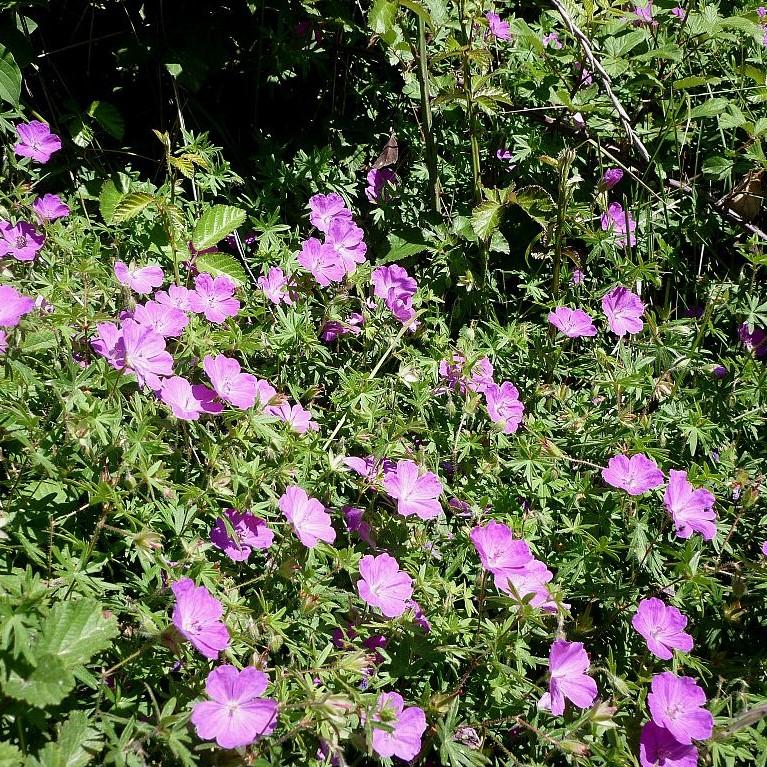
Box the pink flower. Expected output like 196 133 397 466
372 265 417 302
0 285 35 327
548 307 597 338
575 62 593 86
600 168 624 190
188 273 240 323
121 319 174 389
601 202 637 247
279 486 336 548
159 376 222 420
155 284 193 312
632 598 693 660
365 168 396 202
543 31 562 48
664 470 716 540
267 401 319 434
486 11 511 40
647 672 713 744
639 721 697 767
32 194 70 222
470 521 534 580
0 331 7 354
571 269 585 285
761 540 767 556
387 292 417 326
298 237 346 286
343 506 376 546
484 381 524 433
602 286 644 336
738 323 767 359
210 509 274 561
499 559 560 612
133 300 188 337
320 313 364 342
191 665 278 749
308 193 352 234
203 354 259 409
370 692 426 761
383 459 443 520
409 600 431 632
14 121 61 163
357 552 413 618
171 578 230 659
257 266 295 305
114 262 164 295
254 379 278 408
602 454 664 495
0 220 45 262
91 322 124 368
635 2 654 23
537 640 598 716
671 6 687 20
343 455 395 485
326 217 367 274
439 353 494 394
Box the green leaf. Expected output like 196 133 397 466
111 192 156 224
383 233 432 262
399 0 432 27
688 98 729 119
3 655 74 707
471 199 503 241
195 252 249 286
191 204 246 251
370 0 397 34
0 44 21 106
35 598 118 667
26 712 103 767
0 742 22 767
99 180 123 224
87 101 125 140
514 185 556 228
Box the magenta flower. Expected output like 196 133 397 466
203 354 259 409
308 193 352 234
0 220 45 262
499 560 559 612
537 640 598 716
298 237 346 286
548 307 597 338
326 217 367 274
91 322 124 368
120 319 174 389
761 540 767 557
14 121 62 163
365 168 396 203
267 401 319 434
133 300 188 337
486 11 511 40
343 455 395 485
372 265 417 302
155 284 193 312
600 168 624 190
543 31 562 48
664 470 716 540
571 269 585 285
171 578 230 659
575 62 593 86
647 672 713 744
0 285 35 328
635 2 654 23
257 266 295 305
159 376 222 420
738 322 767 359
357 553 413 618
279 486 335 548
470 521 534 579
0 331 7 354
320 313 364 342
387 292 417 326
190 665 278 749
343 506 376 546
188 273 240 323
632 598 693 660
639 721 698 767
32 194 70 222
671 6 687 20
210 509 274 561
114 262 164 295
484 381 524 434
602 285 644 337
602 454 664 495
383 459 443 520
370 692 426 761
254 379 278 408
601 202 637 247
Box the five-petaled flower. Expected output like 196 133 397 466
370 692 427 761
114 262 164 295
664 469 717 540
171 578 230 659
32 194 70 222
0 285 35 327
548 307 597 338
647 672 713 744
0 221 45 262
484 381 524 433
602 454 664 495
632 598 694 660
189 273 240 323
279 485 335 548
639 721 697 767
602 286 644 337
538 640 598 716
14 121 62 163
601 202 637 247
204 354 260 409
159 376 221 421
383 459 443 519
210 509 274 561
486 11 511 40
357 552 413 618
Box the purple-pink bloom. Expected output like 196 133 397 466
634 1 654 23
486 11 511 40
171 578 230 659
647 672 713 744
543 31 562 48
537 640 598 716
365 168 396 203
499 559 560 612
91 322 123 368
712 364 728 378
601 202 637 247
257 266 295 305
0 220 45 262
632 598 693 660
120 319 174 389
203 354 259 409
571 269 585 285
357 552 413 618
0 285 35 327
602 285 645 337
309 193 352 234
664 470 717 541
671 6 687 20
601 454 664 495
32 194 70 222
600 168 624 190
548 306 597 338
372 265 417 302
155 284 193 312
267 401 319 434
470 521 534 580
320 313 364 341
254 379 278 408
210 509 274 561
409 600 431 632
279 485 335 548
343 506 376 546
639 721 698 767
326 217 367 275
14 121 62 163
159 376 222 420
738 322 767 358
370 692 427 761
484 381 524 434
114 262 164 295
383 459 443 520
0 331 7 354
761 540 767 556
133 300 188 337
758 6 767 18
190 665 278 749
188 273 240 323
297 237 346 286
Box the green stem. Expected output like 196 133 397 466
416 15 441 215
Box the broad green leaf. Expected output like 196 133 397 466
87 101 125 140
399 0 432 27
514 185 555 228
0 742 22 767
688 98 729 119
26 712 103 767
191 204 246 251
111 192 156 224
672 76 721 90
3 655 74 707
471 199 503 241
383 233 432 262
370 0 397 34
99 180 123 224
0 44 21 106
195 252 249 286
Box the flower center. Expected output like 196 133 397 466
666 703 683 720
15 236 27 249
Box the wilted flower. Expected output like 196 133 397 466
383 459 443 519
257 266 295 305
114 262 164 295
14 120 62 163
484 381 524 433
548 307 598 338
357 553 413 618
632 598 694 659
370 692 427 761
279 486 335 548
486 11 511 40
712 364 728 378
664 469 716 540
32 194 70 222
575 62 593 86
210 509 274 561
738 323 767 358
159 376 221 421
409 600 431 632
601 202 637 246
0 220 45 262
189 273 240 323
538 640 598 716
647 672 713 744
639 721 697 767
204 354 259 409
171 578 230 659
365 168 396 202
601 454 664 495
600 168 624 190
0 285 35 328
602 286 644 337
571 269 585 285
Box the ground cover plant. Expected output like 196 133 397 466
1 0 767 765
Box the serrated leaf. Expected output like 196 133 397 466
370 0 397 34
99 180 123 224
191 205 246 251
688 98 729 119
383 233 432 263
471 200 503 241
26 712 103 767
514 185 555 228
87 101 125 140
0 44 21 106
195 252 248 286
3 655 74 707
169 155 195 179
111 192 156 224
